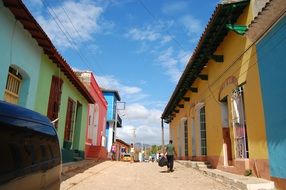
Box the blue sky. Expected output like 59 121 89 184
24 0 220 145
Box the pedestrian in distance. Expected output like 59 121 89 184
111 143 116 161
130 143 135 163
166 140 177 172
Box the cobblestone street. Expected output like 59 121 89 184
61 161 231 190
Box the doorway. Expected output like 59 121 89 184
220 96 232 166
64 98 76 142
231 86 249 159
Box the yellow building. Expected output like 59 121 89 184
162 0 270 179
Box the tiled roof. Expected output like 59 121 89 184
246 0 286 42
3 0 95 103
161 0 249 122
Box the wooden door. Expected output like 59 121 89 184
222 128 232 161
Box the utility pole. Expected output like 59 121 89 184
131 128 136 145
161 118 165 154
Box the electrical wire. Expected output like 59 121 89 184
137 0 186 51
169 16 286 121
41 0 104 75
59 2 105 74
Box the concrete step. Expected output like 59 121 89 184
205 168 275 190
176 160 275 190
197 163 212 169
73 156 83 161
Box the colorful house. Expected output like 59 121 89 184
162 0 272 182
246 0 286 189
102 89 122 155
76 71 108 160
115 139 131 161
1 1 42 109
1 0 95 163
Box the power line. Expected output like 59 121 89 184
176 8 286 106
137 0 186 51
184 24 286 107
40 0 104 75
59 3 105 75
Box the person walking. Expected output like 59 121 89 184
166 140 176 172
130 143 135 163
111 143 116 161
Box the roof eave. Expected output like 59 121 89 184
162 0 249 121
3 0 95 103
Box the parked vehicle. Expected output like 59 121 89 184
0 101 61 190
122 153 131 162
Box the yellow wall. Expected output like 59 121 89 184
169 4 268 160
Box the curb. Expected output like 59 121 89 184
62 160 99 175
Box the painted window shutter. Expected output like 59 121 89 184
47 76 63 128
64 98 76 141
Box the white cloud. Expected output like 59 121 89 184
95 75 167 145
123 103 162 131
157 47 181 83
180 15 202 41
157 47 192 84
178 50 191 67
95 75 148 103
161 35 173 44
122 86 142 94
36 0 103 49
125 22 173 46
116 103 169 145
126 28 161 42
162 1 189 15
125 103 149 119
117 124 169 145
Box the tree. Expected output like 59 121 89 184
150 145 158 155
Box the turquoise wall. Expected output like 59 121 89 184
35 54 89 152
256 15 286 178
104 92 115 121
0 2 41 109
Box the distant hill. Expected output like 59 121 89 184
134 143 151 149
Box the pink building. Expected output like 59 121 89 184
76 71 108 160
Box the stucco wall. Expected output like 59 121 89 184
104 93 115 121
0 2 41 109
169 3 268 165
256 15 286 179
35 54 89 151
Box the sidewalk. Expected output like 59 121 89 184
62 160 98 174
61 160 101 181
176 160 276 190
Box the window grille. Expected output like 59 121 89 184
184 120 189 157
4 68 22 104
231 86 249 159
200 106 207 156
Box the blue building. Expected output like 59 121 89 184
102 89 122 153
246 0 286 189
0 0 42 109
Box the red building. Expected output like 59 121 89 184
76 71 108 160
